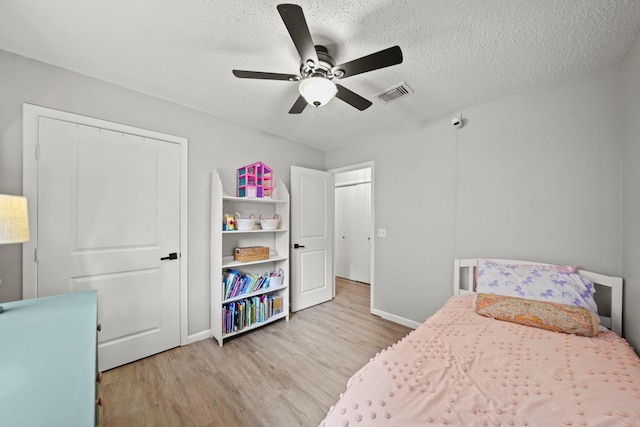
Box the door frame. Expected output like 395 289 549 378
329 161 375 314
22 103 189 346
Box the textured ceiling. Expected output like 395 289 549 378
1 1 640 150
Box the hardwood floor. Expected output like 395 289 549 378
99 278 411 427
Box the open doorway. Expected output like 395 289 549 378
330 162 374 312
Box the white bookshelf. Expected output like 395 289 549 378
210 169 290 346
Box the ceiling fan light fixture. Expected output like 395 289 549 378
232 4 403 114
298 76 337 107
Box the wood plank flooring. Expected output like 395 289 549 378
99 278 412 427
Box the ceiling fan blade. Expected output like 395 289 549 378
332 45 403 79
233 70 300 81
277 4 319 67
289 95 308 114
335 84 373 111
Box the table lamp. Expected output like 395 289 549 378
0 194 30 313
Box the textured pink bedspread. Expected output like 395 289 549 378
320 295 640 427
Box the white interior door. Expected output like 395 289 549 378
33 116 182 371
353 182 371 283
335 183 371 283
334 187 348 278
349 183 371 283
290 166 334 311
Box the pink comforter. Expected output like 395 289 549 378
320 295 640 427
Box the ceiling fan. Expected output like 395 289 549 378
232 3 403 114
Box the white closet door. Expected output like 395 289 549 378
335 186 349 278
352 182 371 283
36 116 181 371
335 183 371 283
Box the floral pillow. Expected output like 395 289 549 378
475 259 599 317
475 293 599 337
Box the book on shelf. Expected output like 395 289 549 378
222 268 279 300
222 293 284 335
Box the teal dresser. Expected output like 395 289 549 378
0 290 98 426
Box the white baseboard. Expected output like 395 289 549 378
371 309 420 329
186 329 211 345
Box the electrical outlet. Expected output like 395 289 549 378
377 228 387 238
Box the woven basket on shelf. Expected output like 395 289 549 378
233 246 269 263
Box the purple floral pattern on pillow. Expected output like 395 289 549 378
476 259 599 317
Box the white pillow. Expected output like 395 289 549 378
476 259 599 317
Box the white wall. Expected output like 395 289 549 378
455 70 620 273
326 67 623 330
326 121 458 323
0 49 324 336
621 30 640 352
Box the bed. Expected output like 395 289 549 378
320 258 640 427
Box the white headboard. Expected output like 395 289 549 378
453 258 624 336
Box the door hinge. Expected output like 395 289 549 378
35 145 40 160
34 247 39 262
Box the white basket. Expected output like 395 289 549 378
269 268 285 287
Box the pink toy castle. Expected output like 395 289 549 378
237 161 273 198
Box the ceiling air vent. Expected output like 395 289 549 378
376 82 413 103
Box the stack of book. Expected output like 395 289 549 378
223 269 271 299
223 269 285 299
222 295 283 335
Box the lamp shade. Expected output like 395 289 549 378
0 194 30 244
298 76 338 107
